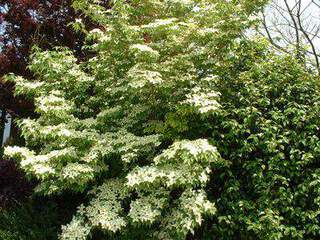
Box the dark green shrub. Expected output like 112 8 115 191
201 40 320 239
0 201 59 240
0 195 81 240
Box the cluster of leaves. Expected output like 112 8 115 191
4 0 320 239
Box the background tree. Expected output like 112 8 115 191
0 0 85 76
260 0 320 73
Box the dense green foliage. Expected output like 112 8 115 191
3 0 320 239
0 199 68 240
203 41 320 239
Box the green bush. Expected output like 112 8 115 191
0 200 62 240
202 40 320 240
0 194 82 240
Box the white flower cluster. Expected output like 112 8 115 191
130 44 160 62
127 139 224 189
183 87 221 113
61 140 224 239
60 179 128 238
127 67 163 88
